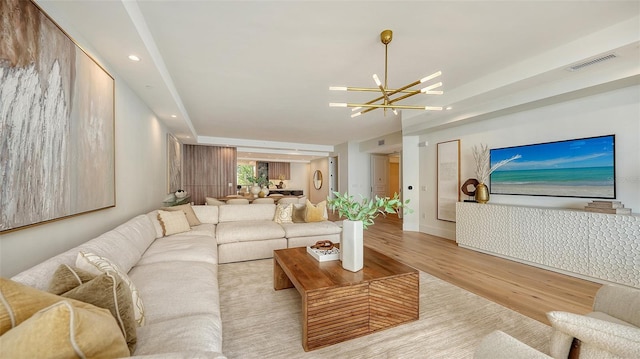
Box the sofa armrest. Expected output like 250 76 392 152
474 330 552 359
593 284 640 327
547 311 640 358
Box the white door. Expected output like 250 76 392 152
370 154 389 198
328 156 338 199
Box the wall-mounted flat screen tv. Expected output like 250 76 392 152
490 135 615 199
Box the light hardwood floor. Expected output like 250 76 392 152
359 214 602 325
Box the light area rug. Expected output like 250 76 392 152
219 259 551 358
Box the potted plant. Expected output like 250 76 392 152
327 191 411 272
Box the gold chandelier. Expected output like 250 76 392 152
329 29 443 118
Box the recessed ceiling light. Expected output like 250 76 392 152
171 115 177 118
128 55 140 62
446 106 453 110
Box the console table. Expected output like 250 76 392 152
456 202 639 288
268 189 304 196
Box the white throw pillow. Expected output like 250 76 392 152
274 203 293 224
157 210 191 236
76 251 145 326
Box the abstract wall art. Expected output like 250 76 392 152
167 133 182 193
0 0 115 232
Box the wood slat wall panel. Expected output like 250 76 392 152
268 162 290 180
183 145 237 204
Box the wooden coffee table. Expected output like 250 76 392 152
273 246 419 351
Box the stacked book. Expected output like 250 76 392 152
584 201 632 215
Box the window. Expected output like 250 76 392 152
237 164 255 186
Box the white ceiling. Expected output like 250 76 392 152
37 1 640 161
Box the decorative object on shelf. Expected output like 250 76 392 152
277 174 286 189
259 186 270 198
327 191 412 272
175 190 187 199
584 200 632 215
472 144 521 204
461 178 479 199
475 183 490 204
329 29 443 118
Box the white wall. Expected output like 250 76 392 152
0 13 169 277
286 162 310 196
417 84 640 239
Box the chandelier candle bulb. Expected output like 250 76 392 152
421 82 443 92
329 103 348 107
329 86 347 91
420 71 442 82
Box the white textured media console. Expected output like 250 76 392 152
456 202 640 288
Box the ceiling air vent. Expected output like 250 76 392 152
566 53 618 72
378 139 385 146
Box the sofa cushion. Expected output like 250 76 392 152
134 315 223 356
48 264 96 295
137 234 218 266
274 203 293 224
112 214 158 263
218 203 276 222
205 197 227 206
161 204 202 227
48 265 137 353
292 203 306 223
216 221 286 244
0 300 129 359
304 200 327 222
128 261 220 326
280 221 342 238
76 251 145 326
158 210 192 236
192 205 219 224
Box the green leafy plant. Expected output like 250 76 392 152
327 191 412 229
245 174 272 187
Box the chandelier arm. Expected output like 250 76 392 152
343 87 422 93
345 103 432 110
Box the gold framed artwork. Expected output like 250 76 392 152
1 0 115 233
437 140 461 222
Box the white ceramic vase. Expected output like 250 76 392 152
341 220 363 272
250 184 261 198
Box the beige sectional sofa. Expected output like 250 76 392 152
5 202 341 357
214 203 341 263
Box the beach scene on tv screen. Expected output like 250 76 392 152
490 135 615 198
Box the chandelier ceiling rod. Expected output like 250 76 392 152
329 29 444 118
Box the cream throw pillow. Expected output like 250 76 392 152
157 209 191 236
274 203 294 224
76 251 145 326
0 301 129 358
160 204 201 226
304 200 327 223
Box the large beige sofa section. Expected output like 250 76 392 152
215 203 342 263
10 209 225 358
